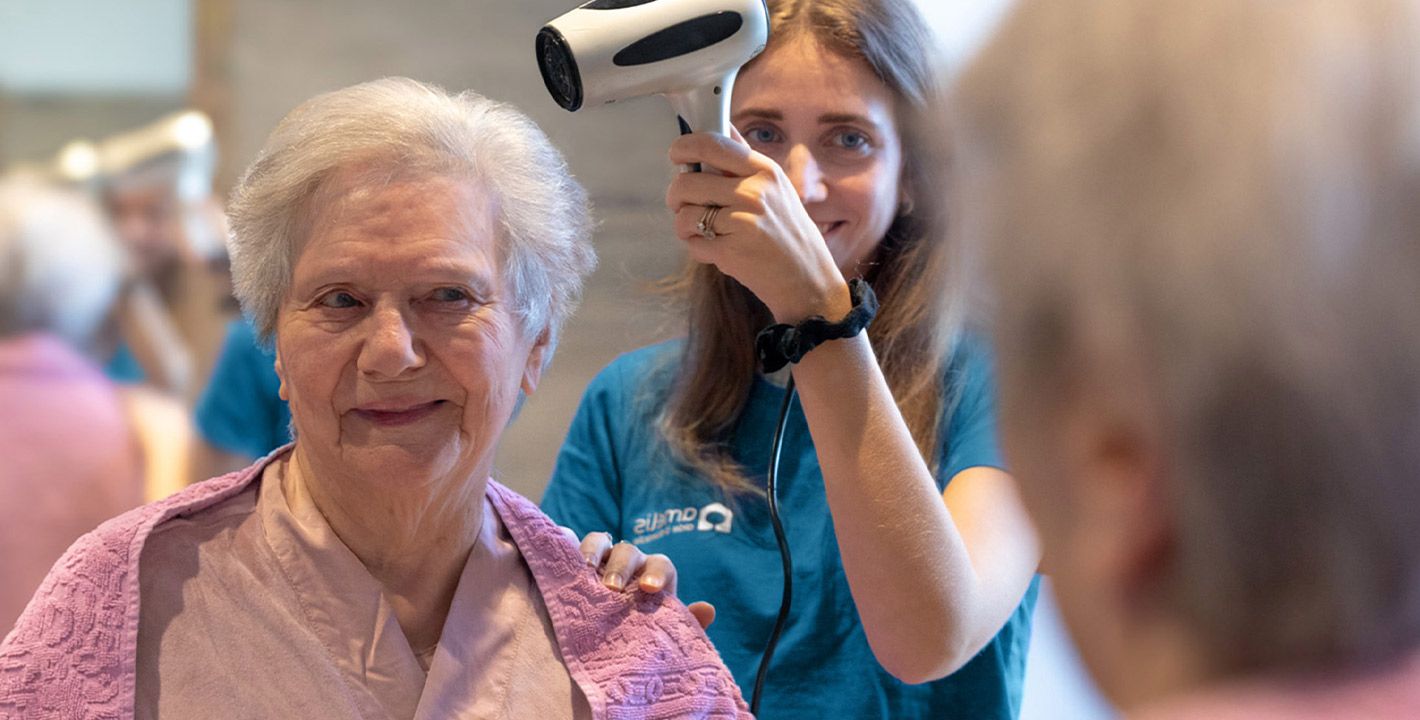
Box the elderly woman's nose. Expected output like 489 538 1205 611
784 145 828 204
357 305 426 377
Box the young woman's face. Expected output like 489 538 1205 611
732 36 907 277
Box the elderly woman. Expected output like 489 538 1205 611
0 78 748 720
952 0 1420 718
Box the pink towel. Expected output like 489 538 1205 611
0 455 751 719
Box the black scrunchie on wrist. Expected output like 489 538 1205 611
755 279 879 373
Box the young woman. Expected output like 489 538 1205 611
542 1 1041 717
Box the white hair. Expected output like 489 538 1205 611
0 174 125 350
953 0 1420 673
227 78 596 357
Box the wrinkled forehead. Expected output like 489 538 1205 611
290 165 507 285
302 164 501 244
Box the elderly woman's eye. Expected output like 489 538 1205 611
318 291 361 309
430 287 473 303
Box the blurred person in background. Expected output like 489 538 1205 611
93 111 232 401
542 0 1040 717
0 78 741 719
0 175 189 634
83 113 278 484
952 0 1420 717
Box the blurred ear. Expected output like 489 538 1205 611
520 328 551 396
1069 377 1173 603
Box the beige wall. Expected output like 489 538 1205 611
0 94 183 168
220 0 682 203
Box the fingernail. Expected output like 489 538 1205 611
584 555 598 568
603 572 625 591
643 576 664 592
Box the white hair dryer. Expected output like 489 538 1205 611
536 0 769 138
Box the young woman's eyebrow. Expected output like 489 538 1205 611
817 112 884 131
732 108 784 122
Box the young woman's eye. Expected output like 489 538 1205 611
834 130 873 153
317 291 361 309
744 126 782 145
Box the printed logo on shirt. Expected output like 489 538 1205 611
630 502 734 544
696 502 733 533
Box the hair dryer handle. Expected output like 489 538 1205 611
667 70 741 174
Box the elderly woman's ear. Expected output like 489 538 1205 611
519 328 552 396
1034 346 1173 589
273 354 288 401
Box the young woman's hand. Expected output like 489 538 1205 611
666 130 852 324
571 530 716 630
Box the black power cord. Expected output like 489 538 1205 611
748 281 876 713
750 375 797 716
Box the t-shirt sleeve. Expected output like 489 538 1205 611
194 319 289 459
540 359 628 538
940 336 1007 485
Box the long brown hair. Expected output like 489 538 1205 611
657 0 960 494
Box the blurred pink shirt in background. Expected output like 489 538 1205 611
0 333 144 632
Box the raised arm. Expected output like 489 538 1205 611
666 131 1040 681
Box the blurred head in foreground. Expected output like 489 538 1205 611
952 0 1420 713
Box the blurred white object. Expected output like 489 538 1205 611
910 0 1016 74
54 140 101 184
1021 580 1117 720
97 110 216 203
0 0 190 94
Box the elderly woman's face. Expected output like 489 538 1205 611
273 170 544 486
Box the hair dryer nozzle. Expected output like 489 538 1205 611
537 27 584 112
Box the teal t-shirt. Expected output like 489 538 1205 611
194 319 291 459
542 339 1039 720
104 342 146 384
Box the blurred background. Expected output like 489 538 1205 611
0 0 1109 716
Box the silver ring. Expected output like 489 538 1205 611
696 204 722 240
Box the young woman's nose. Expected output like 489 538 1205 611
358 305 425 378
783 145 828 204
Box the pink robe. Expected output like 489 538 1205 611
134 456 590 718
0 450 750 719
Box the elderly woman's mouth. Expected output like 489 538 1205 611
352 400 448 426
